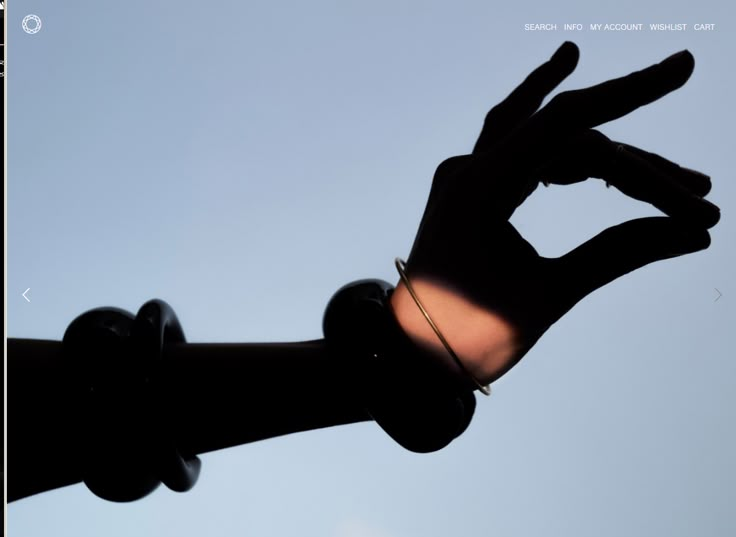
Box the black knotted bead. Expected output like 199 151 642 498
323 280 476 453
63 299 201 502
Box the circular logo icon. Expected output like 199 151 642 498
22 14 43 34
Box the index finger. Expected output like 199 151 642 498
473 41 579 153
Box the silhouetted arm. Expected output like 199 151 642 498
7 338 370 501
8 42 721 504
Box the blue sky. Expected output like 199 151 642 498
7 1 735 536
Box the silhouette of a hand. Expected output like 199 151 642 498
394 42 720 385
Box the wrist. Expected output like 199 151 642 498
323 278 478 452
389 278 519 385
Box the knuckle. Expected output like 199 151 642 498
581 129 610 145
484 103 504 126
434 155 471 181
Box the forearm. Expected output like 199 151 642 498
7 282 483 502
7 338 370 501
161 341 370 456
8 339 85 501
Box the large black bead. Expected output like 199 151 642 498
323 280 476 453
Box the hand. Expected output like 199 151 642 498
392 42 720 387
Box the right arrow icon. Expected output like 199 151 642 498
714 288 722 302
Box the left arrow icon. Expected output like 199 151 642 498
22 288 31 302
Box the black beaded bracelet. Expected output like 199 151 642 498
63 299 201 502
323 279 477 453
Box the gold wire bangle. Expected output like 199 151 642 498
394 258 491 396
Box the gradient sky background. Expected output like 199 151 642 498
7 1 735 536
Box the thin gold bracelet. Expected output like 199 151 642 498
394 258 491 396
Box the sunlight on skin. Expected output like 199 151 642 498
390 279 521 387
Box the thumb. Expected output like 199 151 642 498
557 217 710 306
